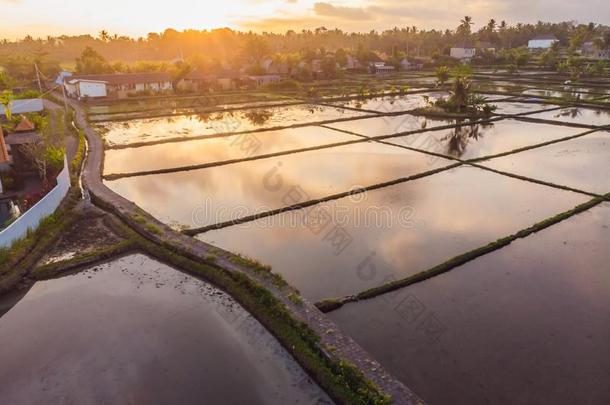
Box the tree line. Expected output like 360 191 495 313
0 18 608 84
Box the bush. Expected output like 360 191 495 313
266 79 302 91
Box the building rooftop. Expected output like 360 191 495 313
14 116 36 132
67 72 172 85
453 41 476 49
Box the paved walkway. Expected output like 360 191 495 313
63 95 425 405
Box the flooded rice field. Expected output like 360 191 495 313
526 107 610 127
198 166 586 300
103 125 359 175
96 104 371 146
481 131 610 194
98 80 610 404
492 101 560 115
328 92 449 113
106 141 454 229
329 202 610 405
0 254 330 405
385 119 579 160
325 113 454 137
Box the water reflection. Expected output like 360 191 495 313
106 142 453 229
198 166 586 300
330 203 610 405
0 254 330 405
103 126 359 175
386 119 578 160
442 122 494 158
482 131 610 194
330 92 449 114
96 104 371 147
326 113 453 137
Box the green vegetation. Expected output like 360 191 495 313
435 66 450 86
0 189 82 293
288 293 304 307
425 65 497 116
0 90 14 120
31 240 135 280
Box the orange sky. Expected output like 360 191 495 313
1 0 608 39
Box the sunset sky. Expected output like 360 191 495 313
1 0 609 39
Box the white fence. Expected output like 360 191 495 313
0 98 44 115
0 156 71 248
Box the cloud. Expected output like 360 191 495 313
313 2 373 20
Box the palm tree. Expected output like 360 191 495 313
486 19 497 32
459 16 473 35
99 30 110 42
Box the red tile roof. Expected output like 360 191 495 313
14 116 36 132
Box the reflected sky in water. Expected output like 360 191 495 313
103 126 358 175
482 131 610 195
493 102 560 115
329 92 449 113
330 202 610 405
527 107 610 127
386 119 579 160
96 104 371 146
326 113 454 137
198 166 586 301
0 254 329 405
106 142 453 229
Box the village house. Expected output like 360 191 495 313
214 71 240 91
176 70 215 92
260 58 289 75
369 62 395 74
477 41 498 53
64 72 173 99
3 117 43 173
528 34 559 50
345 55 361 70
400 58 424 71
450 43 477 62
242 75 281 87
581 41 610 59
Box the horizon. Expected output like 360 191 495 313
2 0 610 41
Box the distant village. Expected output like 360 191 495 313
55 32 609 100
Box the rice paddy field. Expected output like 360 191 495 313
97 70 610 405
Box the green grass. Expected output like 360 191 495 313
0 189 82 293
31 240 136 280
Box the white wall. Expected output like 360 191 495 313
78 81 107 98
528 39 557 49
0 98 44 116
450 48 476 59
0 156 71 248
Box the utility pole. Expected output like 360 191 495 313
34 63 43 94
60 78 68 113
